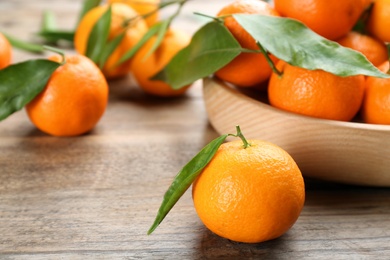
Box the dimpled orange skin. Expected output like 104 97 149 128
131 29 191 97
192 139 305 244
74 3 148 79
26 55 109 137
215 0 280 88
337 31 388 67
362 61 390 124
108 0 160 27
0 33 12 70
268 61 365 121
274 0 365 40
367 0 390 42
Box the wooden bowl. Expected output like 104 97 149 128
203 77 390 187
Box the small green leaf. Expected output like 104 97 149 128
116 22 163 66
144 19 170 59
148 134 229 235
77 0 102 26
42 10 57 32
86 6 111 63
37 31 75 43
233 14 389 78
0 59 61 121
98 32 125 69
3 33 44 53
152 22 242 89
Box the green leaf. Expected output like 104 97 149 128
86 6 111 63
152 22 242 89
77 0 102 26
144 19 170 59
37 10 75 44
41 10 57 32
0 59 61 121
98 32 125 69
3 33 44 53
233 14 389 78
37 31 75 43
116 22 163 66
148 134 228 235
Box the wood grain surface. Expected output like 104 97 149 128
1 1 390 259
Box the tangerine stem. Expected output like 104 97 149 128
256 41 282 77
193 12 225 23
229 125 250 149
43 45 66 65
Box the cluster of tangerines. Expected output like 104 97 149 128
75 0 191 97
0 0 193 137
215 0 390 125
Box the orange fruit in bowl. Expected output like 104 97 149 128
192 139 305 243
26 55 109 137
108 0 160 27
215 0 280 88
74 3 148 79
337 31 388 67
367 0 390 42
0 32 12 70
274 0 366 40
131 28 191 97
362 61 390 124
268 61 365 121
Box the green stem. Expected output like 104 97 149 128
43 45 66 65
256 41 282 77
122 0 189 28
193 12 224 23
228 125 250 149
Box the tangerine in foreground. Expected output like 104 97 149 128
26 55 109 137
192 139 305 243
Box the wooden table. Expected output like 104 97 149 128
1 0 390 258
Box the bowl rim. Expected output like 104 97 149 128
203 77 390 132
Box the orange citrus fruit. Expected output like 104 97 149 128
367 0 390 42
108 0 160 27
131 29 191 97
215 0 280 88
337 31 388 67
362 61 390 124
0 33 12 70
274 0 366 40
192 139 305 243
74 3 148 79
26 55 109 137
268 61 365 121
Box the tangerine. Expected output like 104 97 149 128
74 3 148 79
26 55 109 137
337 31 388 67
131 29 191 97
268 61 365 121
215 0 280 88
362 61 390 124
0 33 12 70
367 0 390 42
192 139 305 243
274 0 366 40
